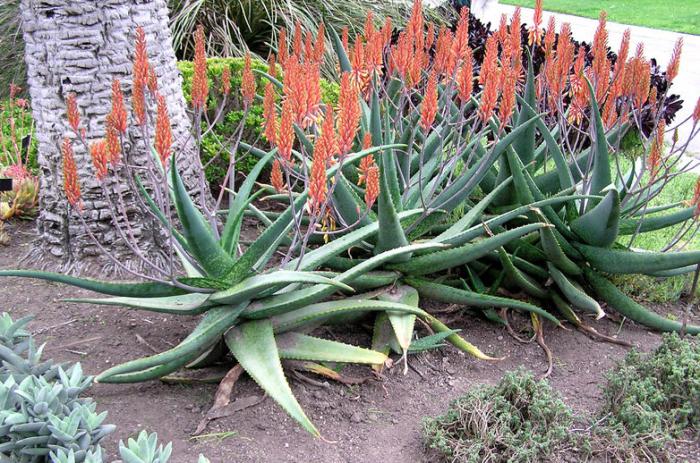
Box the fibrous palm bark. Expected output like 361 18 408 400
20 0 209 273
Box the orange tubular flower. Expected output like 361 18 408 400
304 31 314 63
262 83 278 146
241 54 256 107
61 137 81 210
105 114 121 166
591 11 610 101
154 94 172 167
307 153 328 216
693 97 700 124
293 21 303 58
341 27 350 54
267 53 277 79
90 139 109 181
543 16 556 56
382 17 393 45
191 25 209 111
147 66 158 94
364 164 380 208
692 178 700 216
435 27 456 77
221 66 232 96
509 8 523 79
337 73 361 155
666 38 683 84
479 35 498 85
420 71 438 132
499 66 517 129
457 47 473 102
452 8 470 62
408 0 424 48
277 99 295 163
362 132 372 150
649 121 665 179
66 93 80 133
528 0 543 46
110 80 127 133
317 106 339 164
132 27 149 125
313 23 326 63
270 159 285 192
278 28 288 65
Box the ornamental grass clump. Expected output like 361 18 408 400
1 0 700 437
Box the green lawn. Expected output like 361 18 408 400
500 0 700 35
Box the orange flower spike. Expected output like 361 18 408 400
303 62 323 127
147 66 158 94
61 137 81 210
666 37 683 83
435 27 456 76
293 21 303 58
267 52 277 79
303 31 314 63
278 28 288 65
337 73 361 155
262 83 278 146
364 164 380 208
528 0 543 46
479 73 500 123
382 17 393 46
154 94 172 167
693 96 700 124
132 83 146 126
221 66 232 96
105 114 121 166
499 66 517 129
277 99 295 163
425 23 435 52
65 93 80 133
408 0 424 45
341 27 350 54
90 140 109 181
692 178 700 216
479 35 498 85
241 54 256 107
270 159 285 193
648 121 665 179
495 14 508 45
191 24 209 111
509 8 523 77
453 7 470 61
362 132 372 150
364 11 375 39
420 71 438 132
133 27 149 85
314 23 326 63
110 80 127 133
543 16 556 56
307 157 327 216
457 47 474 102
317 106 339 163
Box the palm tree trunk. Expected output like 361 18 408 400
20 0 209 274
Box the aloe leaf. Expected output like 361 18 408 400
210 271 353 305
619 207 695 235
584 268 700 334
547 263 604 319
575 243 700 275
96 350 206 383
377 285 419 353
246 243 442 319
513 52 537 166
388 223 546 275
406 277 561 326
170 154 235 278
586 78 612 201
224 319 319 436
329 26 352 73
332 174 375 228
498 247 548 299
570 188 620 247
96 303 247 381
372 312 402 360
63 293 213 315
276 332 387 365
0 270 185 297
221 150 276 255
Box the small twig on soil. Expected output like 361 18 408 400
33 318 77 335
135 334 159 353
65 349 87 356
56 336 102 350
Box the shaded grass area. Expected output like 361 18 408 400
501 0 700 35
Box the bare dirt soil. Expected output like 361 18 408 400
2 220 699 463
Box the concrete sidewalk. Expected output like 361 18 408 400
478 2 700 155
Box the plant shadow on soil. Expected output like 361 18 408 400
1 220 699 463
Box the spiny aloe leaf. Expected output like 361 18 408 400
570 188 620 247
547 263 604 319
405 277 561 326
0 270 185 297
389 223 546 275
618 207 695 235
575 243 700 275
586 78 612 202
97 303 247 382
96 350 206 383
584 268 700 334
329 26 352 73
498 247 548 299
171 154 235 278
246 243 443 319
224 319 319 436
209 271 353 305
276 332 387 365
63 293 213 315
221 150 276 255
377 285 419 353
